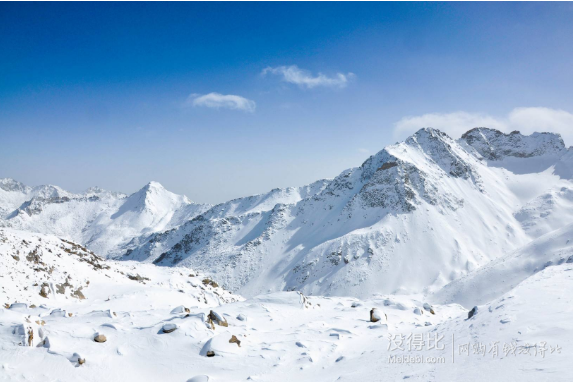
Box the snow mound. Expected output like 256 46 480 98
433 222 573 306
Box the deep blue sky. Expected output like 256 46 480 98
1 2 573 203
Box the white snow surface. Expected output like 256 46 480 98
1 228 573 381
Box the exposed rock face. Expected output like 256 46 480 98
468 306 478 319
461 128 565 160
405 128 480 180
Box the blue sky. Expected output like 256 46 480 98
1 2 573 203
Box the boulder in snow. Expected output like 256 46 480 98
170 305 190 314
468 306 478 319
71 352 85 365
423 303 435 315
208 310 228 327
162 323 178 333
370 308 386 323
50 308 68 317
94 333 107 343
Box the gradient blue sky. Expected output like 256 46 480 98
1 2 573 203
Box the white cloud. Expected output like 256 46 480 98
357 148 370 154
262 65 354 89
187 92 256 113
394 107 573 145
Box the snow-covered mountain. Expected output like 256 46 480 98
3 127 573 300
116 128 573 298
0 177 331 261
0 180 210 257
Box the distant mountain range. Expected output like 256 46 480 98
3 127 573 298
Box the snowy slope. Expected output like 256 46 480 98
1 226 572 381
0 228 241 306
432 221 573 307
122 128 573 299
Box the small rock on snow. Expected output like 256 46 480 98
94 333 107 343
162 323 178 333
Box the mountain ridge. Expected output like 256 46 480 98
2 127 572 299
115 127 573 298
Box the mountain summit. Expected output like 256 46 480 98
113 127 573 298
2 127 573 298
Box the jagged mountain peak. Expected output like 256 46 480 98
359 127 480 190
460 127 566 160
0 178 30 193
408 126 453 141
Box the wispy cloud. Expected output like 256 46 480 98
262 65 354 89
187 92 256 113
393 107 573 145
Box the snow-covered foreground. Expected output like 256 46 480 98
1 229 572 381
